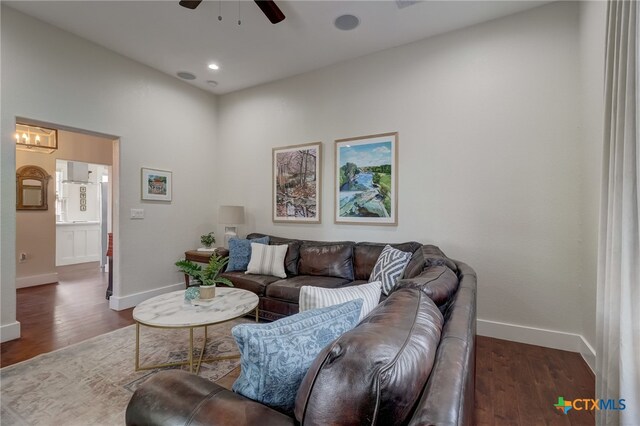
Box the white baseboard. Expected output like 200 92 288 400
56 255 101 267
1 321 21 343
478 319 596 372
579 336 596 372
16 272 59 288
109 282 184 311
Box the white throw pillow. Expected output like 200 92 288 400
298 281 382 322
245 243 288 278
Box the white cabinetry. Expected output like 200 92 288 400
56 222 101 266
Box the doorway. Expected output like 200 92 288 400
54 160 111 279
15 124 117 293
8 119 128 364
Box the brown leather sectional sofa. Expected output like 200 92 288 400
126 235 477 425
219 233 461 321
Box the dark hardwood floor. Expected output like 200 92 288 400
475 336 595 425
0 264 134 367
2 274 594 425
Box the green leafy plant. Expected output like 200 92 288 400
200 232 216 248
175 253 233 287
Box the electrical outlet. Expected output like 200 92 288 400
130 208 145 219
19 253 27 263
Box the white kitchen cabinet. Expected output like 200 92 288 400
56 222 101 266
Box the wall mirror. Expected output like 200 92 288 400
16 165 51 210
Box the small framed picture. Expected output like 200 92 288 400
141 168 172 202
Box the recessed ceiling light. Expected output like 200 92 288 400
176 71 196 80
334 14 359 31
208 63 220 70
206 80 218 87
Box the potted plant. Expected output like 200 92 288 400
175 253 233 299
200 232 216 249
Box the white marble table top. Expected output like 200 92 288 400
133 287 258 328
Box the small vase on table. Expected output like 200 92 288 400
199 285 216 300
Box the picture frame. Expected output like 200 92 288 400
141 167 172 202
334 132 398 225
272 142 322 223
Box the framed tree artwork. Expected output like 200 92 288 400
272 142 322 223
335 132 398 225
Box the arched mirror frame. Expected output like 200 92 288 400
16 165 51 210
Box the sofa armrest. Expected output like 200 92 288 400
126 370 295 426
396 265 459 306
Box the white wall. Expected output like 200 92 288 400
1 7 218 341
217 2 599 352
577 0 607 366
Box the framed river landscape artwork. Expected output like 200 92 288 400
273 142 322 223
335 132 397 225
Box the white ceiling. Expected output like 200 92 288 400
7 1 550 95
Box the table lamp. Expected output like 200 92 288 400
218 205 245 248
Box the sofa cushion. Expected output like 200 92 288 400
266 275 350 303
246 243 288 279
219 272 280 297
247 233 302 276
227 236 270 272
403 249 425 279
260 297 299 320
298 243 354 280
231 299 363 414
369 245 412 295
299 280 382 321
395 265 459 306
278 241 302 276
294 288 443 426
353 242 421 280
422 244 458 273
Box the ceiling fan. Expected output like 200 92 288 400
179 0 285 24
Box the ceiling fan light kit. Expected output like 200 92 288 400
179 0 285 24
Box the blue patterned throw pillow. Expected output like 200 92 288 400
369 245 412 295
227 236 269 272
231 299 363 414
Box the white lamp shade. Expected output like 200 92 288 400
218 205 245 225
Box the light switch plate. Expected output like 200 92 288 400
130 208 144 219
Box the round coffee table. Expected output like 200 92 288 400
133 287 259 374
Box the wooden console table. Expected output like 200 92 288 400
183 248 229 287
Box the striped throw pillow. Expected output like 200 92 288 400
245 243 288 278
299 281 382 321
369 245 412 295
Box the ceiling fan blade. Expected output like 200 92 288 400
254 0 285 24
179 0 203 10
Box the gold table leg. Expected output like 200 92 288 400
134 322 240 374
189 327 194 373
135 322 140 371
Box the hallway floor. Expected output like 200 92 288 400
1 265 134 367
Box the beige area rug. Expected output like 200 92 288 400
1 318 251 426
